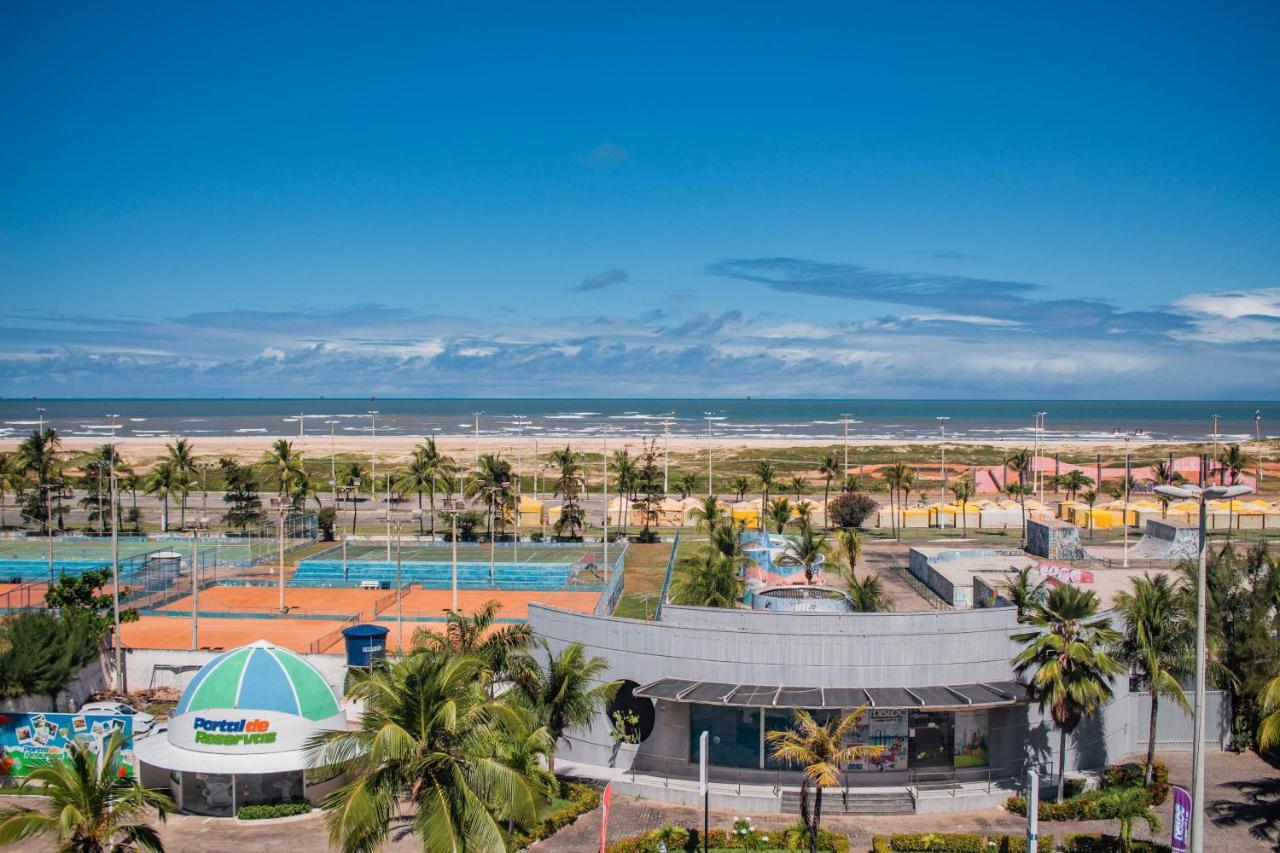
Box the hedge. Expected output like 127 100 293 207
606 820 849 852
1062 834 1172 852
871 833 1053 852
511 781 599 849
236 800 313 820
1005 760 1169 821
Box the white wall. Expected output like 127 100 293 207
125 647 350 696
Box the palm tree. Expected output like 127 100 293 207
1112 573 1193 785
306 651 541 853
414 600 536 690
262 439 304 498
730 476 750 502
1007 448 1033 545
768 497 792 533
16 428 62 532
0 452 20 530
342 461 365 533
1012 585 1123 801
997 566 1045 623
1059 470 1093 502
882 463 911 540
671 549 741 608
846 571 892 612
689 495 726 535
0 731 172 852
397 441 452 535
787 475 807 501
767 707 882 853
1081 488 1099 541
1099 785 1159 853
1258 673 1280 751
753 461 776 530
818 451 840 529
520 640 617 775
1151 460 1184 518
144 459 177 533
674 472 699 500
779 526 828 584
1218 443 1247 535
608 449 638 529
835 528 861 571
467 453 514 538
793 501 813 532
951 479 975 537
165 438 198 529
549 446 585 539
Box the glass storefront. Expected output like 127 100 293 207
688 705 990 772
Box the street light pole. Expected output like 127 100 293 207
704 413 714 496
842 413 851 480
663 414 671 495
327 419 339 508
385 473 393 561
1155 480 1252 853
1255 410 1264 486
1036 412 1047 503
108 413 123 692
368 410 379 529
603 427 610 581
473 411 482 468
277 504 287 613
937 417 949 527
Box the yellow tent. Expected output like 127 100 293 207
517 497 544 528
730 500 760 527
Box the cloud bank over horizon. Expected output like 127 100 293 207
2 257 1276 399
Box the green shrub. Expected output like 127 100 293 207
1062 833 1172 852
236 800 312 820
606 821 848 852
510 781 599 848
1101 761 1170 805
1005 787 1153 822
872 835 1051 853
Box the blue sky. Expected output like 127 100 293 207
2 1 1278 397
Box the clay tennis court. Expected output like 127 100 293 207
122 614 353 654
159 585 385 621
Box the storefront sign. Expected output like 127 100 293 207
0 712 134 778
168 709 341 754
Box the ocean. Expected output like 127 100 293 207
0 399 1272 443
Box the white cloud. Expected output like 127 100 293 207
1172 287 1280 343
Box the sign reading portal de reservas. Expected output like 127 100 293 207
167 709 313 754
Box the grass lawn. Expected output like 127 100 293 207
612 537 705 620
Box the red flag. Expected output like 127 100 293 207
599 781 613 852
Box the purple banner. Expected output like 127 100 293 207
1171 785 1191 853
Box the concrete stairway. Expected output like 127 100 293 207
781 787 915 815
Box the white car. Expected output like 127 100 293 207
78 701 155 737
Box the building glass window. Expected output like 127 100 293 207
689 705 761 769
908 711 954 770
952 710 989 767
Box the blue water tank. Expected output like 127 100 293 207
341 624 389 667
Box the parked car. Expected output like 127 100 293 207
78 701 155 736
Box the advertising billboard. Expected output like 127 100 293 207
0 711 135 778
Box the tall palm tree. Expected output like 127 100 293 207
818 451 840 529
793 501 813 532
768 497 792 534
753 461 776 530
1150 460 1184 518
608 450 638 529
414 600 536 690
882 463 911 540
1059 470 1093 502
787 475 807 501
549 447 585 539
1258 673 1280 751
144 459 177 532
397 442 446 535
674 472 699 500
1218 443 1247 535
0 452 22 530
730 476 750 502
779 526 828 584
1081 488 1099 541
306 652 541 853
689 495 726 535
671 549 741 608
1007 447 1033 545
520 641 617 775
342 461 365 533
1012 585 1123 801
467 453 514 538
997 566 1045 623
0 731 172 852
164 438 198 529
1112 573 1193 785
262 439 305 499
835 528 862 572
951 479 975 537
767 707 882 853
16 428 62 532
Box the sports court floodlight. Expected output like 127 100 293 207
1153 483 1253 500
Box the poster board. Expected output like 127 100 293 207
0 712 135 778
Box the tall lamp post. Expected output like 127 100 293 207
1113 428 1143 568
1255 410 1264 486
108 413 123 692
841 413 852 481
1154 480 1252 853
662 414 672 495
326 419 339 508
1035 412 1047 502
191 516 208 650
275 502 289 613
368 410 379 530
383 509 422 655
936 417 949 527
704 413 714 496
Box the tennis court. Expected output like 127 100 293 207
122 614 356 655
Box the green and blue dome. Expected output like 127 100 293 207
176 640 340 721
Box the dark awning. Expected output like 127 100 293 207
633 678 1028 710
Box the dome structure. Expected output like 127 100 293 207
176 640 340 721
